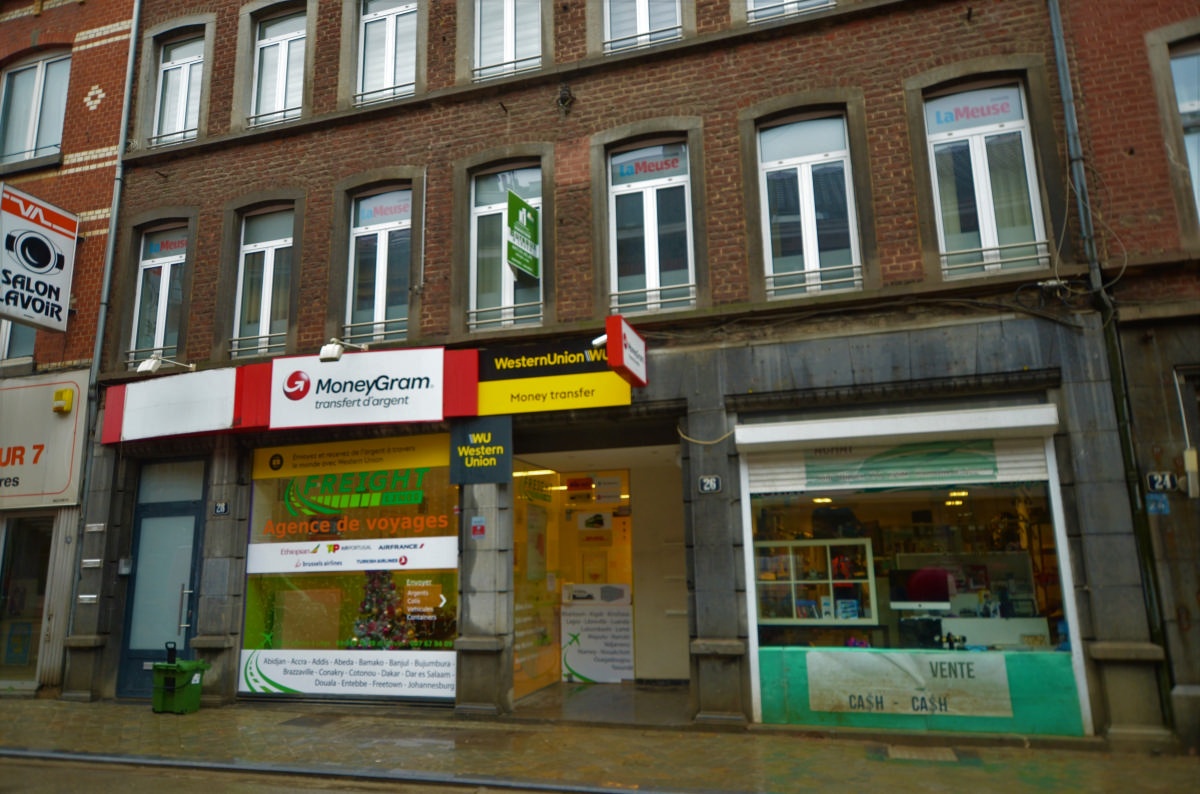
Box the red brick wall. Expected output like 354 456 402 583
2 0 135 367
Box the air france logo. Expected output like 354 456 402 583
283 370 311 400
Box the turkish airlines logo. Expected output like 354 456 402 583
282 371 311 400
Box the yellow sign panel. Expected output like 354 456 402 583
253 434 449 479
478 371 630 415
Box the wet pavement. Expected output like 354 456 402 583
0 690 1197 793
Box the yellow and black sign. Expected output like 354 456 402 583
477 340 630 416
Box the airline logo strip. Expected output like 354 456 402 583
476 339 631 416
246 536 457 575
269 347 445 429
1 183 79 332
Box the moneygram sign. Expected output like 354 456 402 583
270 348 445 429
1 184 79 333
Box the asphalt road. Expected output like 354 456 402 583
0 758 566 794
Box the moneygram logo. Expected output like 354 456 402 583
282 371 311 400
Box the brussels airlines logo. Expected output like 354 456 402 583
283 371 311 400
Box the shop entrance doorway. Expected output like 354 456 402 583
117 460 207 698
510 445 688 715
0 515 54 688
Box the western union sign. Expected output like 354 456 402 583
477 340 631 415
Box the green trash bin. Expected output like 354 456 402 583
152 659 210 714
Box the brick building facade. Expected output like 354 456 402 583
36 0 1197 750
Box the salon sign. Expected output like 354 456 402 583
1 184 79 332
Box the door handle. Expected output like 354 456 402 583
178 583 194 633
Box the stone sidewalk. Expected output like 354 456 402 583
0 697 1197 793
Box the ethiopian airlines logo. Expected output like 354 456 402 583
282 371 311 400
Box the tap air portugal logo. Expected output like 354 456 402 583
283 370 311 400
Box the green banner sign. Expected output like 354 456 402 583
506 190 539 278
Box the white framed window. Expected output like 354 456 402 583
1171 44 1200 217
747 0 833 24
358 0 417 104
758 115 861 297
346 189 411 342
152 37 203 145
0 319 35 360
605 0 681 52
469 166 542 330
925 85 1049 277
475 0 541 80
250 11 305 126
232 210 293 358
129 227 188 367
608 143 695 313
1 53 71 165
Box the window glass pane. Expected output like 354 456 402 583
134 265 164 350
165 37 204 63
648 0 680 38
513 0 541 62
239 251 265 339
475 167 541 205
615 192 647 292
393 10 417 89
35 57 70 156
255 44 280 114
184 62 202 131
611 143 688 186
812 161 852 270
164 263 183 350
385 228 411 321
475 213 503 310
284 39 305 110
261 12 305 39
933 140 982 261
608 0 638 43
1171 51 1200 113
270 247 292 333
765 169 805 284
4 320 35 358
986 132 1036 249
245 211 294 245
355 190 411 226
477 0 505 68
361 17 388 94
760 117 846 162
1186 130 1200 215
351 233 378 325
142 228 188 261
1 67 36 159
656 184 689 282
925 85 1023 134
156 68 183 136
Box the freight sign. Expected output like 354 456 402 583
1 183 79 332
477 339 630 415
242 435 458 700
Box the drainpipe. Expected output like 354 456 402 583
67 0 143 647
1047 0 1173 727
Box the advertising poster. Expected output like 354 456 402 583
240 435 458 699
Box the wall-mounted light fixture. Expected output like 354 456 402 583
319 338 370 362
136 353 195 374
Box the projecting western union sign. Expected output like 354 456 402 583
477 340 631 415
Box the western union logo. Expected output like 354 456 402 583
491 349 607 370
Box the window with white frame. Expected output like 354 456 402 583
251 11 305 126
232 209 293 357
129 227 188 367
747 0 833 24
346 189 411 343
0 319 35 360
470 166 542 330
475 0 541 80
925 84 1048 277
605 0 680 52
152 37 203 145
608 143 695 313
758 115 861 297
1 53 71 165
358 0 417 104
1171 44 1200 218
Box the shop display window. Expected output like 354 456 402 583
752 484 1065 652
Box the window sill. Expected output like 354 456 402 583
0 152 63 177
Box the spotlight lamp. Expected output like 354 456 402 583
318 337 370 362
136 353 196 374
